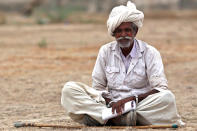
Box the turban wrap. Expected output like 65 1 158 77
107 1 144 36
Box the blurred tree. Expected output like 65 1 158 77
88 0 117 13
100 0 115 12
179 0 197 9
23 0 45 16
56 0 69 7
0 12 6 24
88 0 97 13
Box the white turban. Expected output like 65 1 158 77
107 1 144 36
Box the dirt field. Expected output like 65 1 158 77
0 18 197 131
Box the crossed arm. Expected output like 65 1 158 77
92 44 167 115
103 89 160 114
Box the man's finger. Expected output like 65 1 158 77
117 106 121 115
122 104 125 111
112 106 115 114
120 104 125 115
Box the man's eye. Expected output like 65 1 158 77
125 28 132 32
116 29 122 33
115 28 132 34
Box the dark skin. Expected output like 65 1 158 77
114 22 136 57
104 22 160 115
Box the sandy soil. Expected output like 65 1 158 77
0 18 197 130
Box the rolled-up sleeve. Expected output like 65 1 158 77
145 46 168 91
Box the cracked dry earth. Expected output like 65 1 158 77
0 18 197 131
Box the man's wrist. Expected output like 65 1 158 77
107 100 116 108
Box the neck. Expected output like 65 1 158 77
120 41 134 57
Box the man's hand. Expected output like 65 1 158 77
101 93 112 105
104 97 111 105
111 99 125 115
111 96 135 115
103 89 160 115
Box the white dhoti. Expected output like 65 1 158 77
61 81 184 126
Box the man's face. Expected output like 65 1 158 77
114 22 136 48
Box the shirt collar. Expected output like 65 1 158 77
130 39 137 58
115 39 137 58
111 38 145 58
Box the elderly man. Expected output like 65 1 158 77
61 1 184 126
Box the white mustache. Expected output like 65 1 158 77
117 36 132 41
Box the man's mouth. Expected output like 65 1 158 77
119 39 129 42
116 36 133 48
116 36 132 41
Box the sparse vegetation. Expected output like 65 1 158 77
34 4 86 24
0 19 197 130
0 12 6 24
38 38 47 48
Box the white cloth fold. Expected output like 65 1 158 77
61 81 185 126
107 1 144 36
102 100 136 121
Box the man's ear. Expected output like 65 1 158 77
134 28 138 37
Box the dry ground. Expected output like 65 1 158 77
0 18 197 130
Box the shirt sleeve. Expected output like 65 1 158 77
92 46 108 92
145 46 168 90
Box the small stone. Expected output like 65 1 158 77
185 86 193 89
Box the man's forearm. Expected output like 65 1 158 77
110 89 159 114
138 89 159 103
123 89 160 103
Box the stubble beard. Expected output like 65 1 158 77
117 36 134 49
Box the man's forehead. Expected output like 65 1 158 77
116 22 132 29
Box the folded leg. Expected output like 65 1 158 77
136 89 185 126
61 81 107 124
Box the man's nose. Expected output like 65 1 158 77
120 30 127 37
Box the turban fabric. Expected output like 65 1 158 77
107 1 144 36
